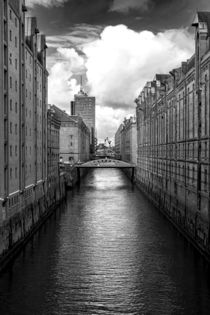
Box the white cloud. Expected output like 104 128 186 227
84 25 194 110
47 25 194 141
48 48 84 109
26 0 67 8
96 106 135 143
110 0 150 13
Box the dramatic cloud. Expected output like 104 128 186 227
26 0 67 8
48 48 84 108
47 24 103 50
47 24 194 141
84 25 194 110
110 0 151 13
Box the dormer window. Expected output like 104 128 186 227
199 22 207 32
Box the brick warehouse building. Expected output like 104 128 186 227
135 12 210 256
0 0 48 223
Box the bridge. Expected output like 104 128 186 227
75 159 135 182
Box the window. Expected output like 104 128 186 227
10 76 12 88
9 30 12 41
9 53 12 65
15 59 17 69
15 145 17 156
10 122 12 134
9 10 12 20
15 36 17 48
15 102 17 113
15 80 17 92
10 99 12 111
15 124 17 134
10 168 12 179
10 145 12 157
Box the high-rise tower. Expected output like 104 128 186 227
71 82 95 153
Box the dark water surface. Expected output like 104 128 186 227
1 169 210 314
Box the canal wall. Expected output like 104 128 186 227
135 171 210 262
0 175 66 272
0 166 89 272
64 166 88 188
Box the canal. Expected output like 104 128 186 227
0 169 210 314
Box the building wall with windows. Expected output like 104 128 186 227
72 89 95 152
0 0 48 224
135 11 210 255
47 107 60 193
52 105 90 163
119 117 137 164
114 124 123 158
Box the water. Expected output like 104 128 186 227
0 169 210 314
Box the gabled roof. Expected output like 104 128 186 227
193 11 210 35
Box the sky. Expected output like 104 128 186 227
26 0 210 143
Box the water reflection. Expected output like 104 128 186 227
0 169 210 314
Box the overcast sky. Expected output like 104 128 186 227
26 0 210 143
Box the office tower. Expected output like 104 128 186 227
71 87 95 153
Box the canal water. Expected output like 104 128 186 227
1 169 210 314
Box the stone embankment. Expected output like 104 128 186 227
0 165 87 272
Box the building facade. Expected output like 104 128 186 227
114 124 123 158
71 89 95 152
135 12 210 255
52 105 90 163
47 106 60 193
115 117 137 164
0 0 48 224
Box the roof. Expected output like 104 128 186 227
193 11 210 35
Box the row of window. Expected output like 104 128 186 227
9 162 44 180
9 53 18 69
9 99 18 112
9 9 18 27
9 30 18 48
9 76 18 91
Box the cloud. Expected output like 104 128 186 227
110 0 151 13
47 24 103 50
26 0 67 8
48 48 84 109
96 106 134 143
83 25 194 112
47 24 194 141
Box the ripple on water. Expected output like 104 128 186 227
0 169 210 315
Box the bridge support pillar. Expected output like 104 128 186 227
77 168 80 184
131 168 135 183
